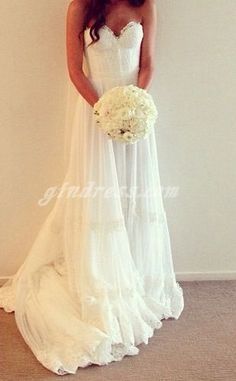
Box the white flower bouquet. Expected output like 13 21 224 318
93 84 158 144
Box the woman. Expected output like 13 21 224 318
0 0 184 375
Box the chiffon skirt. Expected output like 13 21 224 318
0 77 184 375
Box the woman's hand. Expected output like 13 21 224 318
91 96 100 108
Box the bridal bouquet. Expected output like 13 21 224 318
93 84 158 144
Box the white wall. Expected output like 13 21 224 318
152 0 236 279
0 0 236 281
0 0 68 277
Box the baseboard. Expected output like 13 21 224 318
1 272 236 286
176 271 236 281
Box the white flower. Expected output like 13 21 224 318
123 131 134 142
93 84 158 144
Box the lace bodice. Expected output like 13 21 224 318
83 21 144 91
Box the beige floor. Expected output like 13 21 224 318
0 280 235 381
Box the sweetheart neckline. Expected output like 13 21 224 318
86 20 142 39
103 20 142 38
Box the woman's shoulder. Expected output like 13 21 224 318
139 0 157 21
68 0 89 12
67 0 89 25
142 0 157 11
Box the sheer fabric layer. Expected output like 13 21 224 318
0 22 184 375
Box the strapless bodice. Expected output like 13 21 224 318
82 21 144 93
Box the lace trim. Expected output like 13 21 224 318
81 285 143 305
80 218 126 232
50 217 126 234
50 208 167 234
75 276 183 307
101 21 142 39
37 341 140 375
128 208 167 224
142 275 183 295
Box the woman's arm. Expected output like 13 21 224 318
66 0 99 107
137 0 157 90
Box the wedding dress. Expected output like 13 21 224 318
0 20 184 375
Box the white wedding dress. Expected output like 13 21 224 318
0 20 184 375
